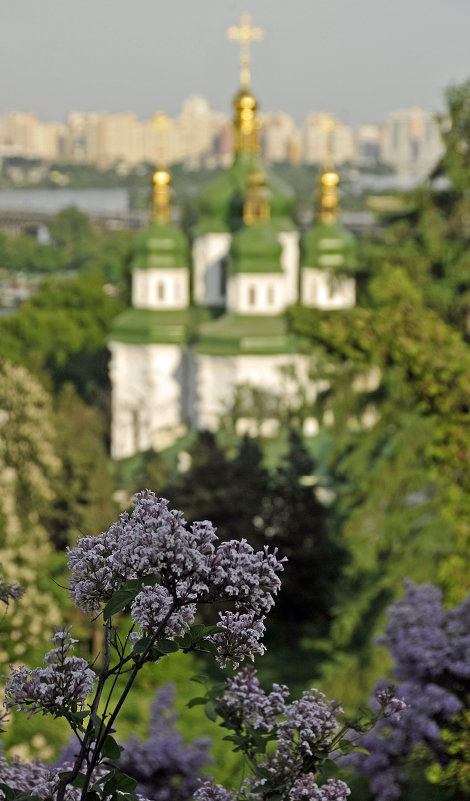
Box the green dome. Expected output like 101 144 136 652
131 220 189 271
301 220 356 272
195 153 297 234
229 222 283 274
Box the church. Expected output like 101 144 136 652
108 15 357 461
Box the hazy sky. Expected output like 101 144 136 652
2 0 470 127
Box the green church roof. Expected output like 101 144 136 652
194 313 296 356
229 221 283 274
301 220 356 273
194 153 297 234
131 220 189 271
109 307 191 345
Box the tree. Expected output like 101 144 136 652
261 429 346 647
0 272 123 400
0 359 62 667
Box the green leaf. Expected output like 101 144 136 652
131 637 151 656
102 735 122 760
188 623 205 639
200 625 224 636
190 674 208 685
354 746 370 755
85 793 101 801
155 639 180 655
114 774 138 792
141 574 161 588
204 700 218 722
187 696 207 708
0 783 15 800
103 589 138 620
70 774 87 789
90 712 103 737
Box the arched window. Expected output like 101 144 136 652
157 281 165 301
220 256 228 296
248 285 257 307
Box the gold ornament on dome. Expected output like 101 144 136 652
227 13 263 90
243 162 271 225
318 169 340 223
228 14 264 154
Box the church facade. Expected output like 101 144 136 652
109 24 357 461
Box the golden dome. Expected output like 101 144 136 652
151 168 172 221
232 88 259 155
321 171 339 188
153 169 171 187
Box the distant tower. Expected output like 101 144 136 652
109 163 190 459
301 142 356 310
192 13 298 309
190 159 301 433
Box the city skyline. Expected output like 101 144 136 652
2 0 470 127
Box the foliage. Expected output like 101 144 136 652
0 359 62 667
0 273 123 400
160 431 345 648
46 384 118 549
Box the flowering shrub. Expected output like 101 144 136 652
0 492 405 801
349 581 470 800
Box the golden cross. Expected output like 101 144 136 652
227 13 263 89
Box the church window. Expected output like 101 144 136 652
220 256 228 296
267 285 275 306
157 281 165 301
248 285 257 307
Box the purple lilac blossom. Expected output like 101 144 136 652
218 665 289 732
130 585 196 639
0 755 79 801
67 493 285 621
289 776 350 800
66 492 285 667
4 627 95 718
193 781 237 801
350 581 470 801
116 684 211 801
209 612 266 668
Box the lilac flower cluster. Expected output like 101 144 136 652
209 612 266 668
130 585 196 639
0 755 79 801
67 492 285 665
116 684 212 801
289 776 350 800
4 626 95 718
214 667 347 801
218 666 289 732
195 776 350 801
350 581 470 801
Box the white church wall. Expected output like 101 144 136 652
132 268 189 310
277 230 300 304
301 267 355 309
192 233 231 306
191 351 314 433
226 274 287 315
109 342 186 460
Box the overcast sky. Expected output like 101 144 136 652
2 0 470 127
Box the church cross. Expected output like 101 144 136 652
227 13 263 89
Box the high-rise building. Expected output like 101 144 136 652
381 108 443 175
